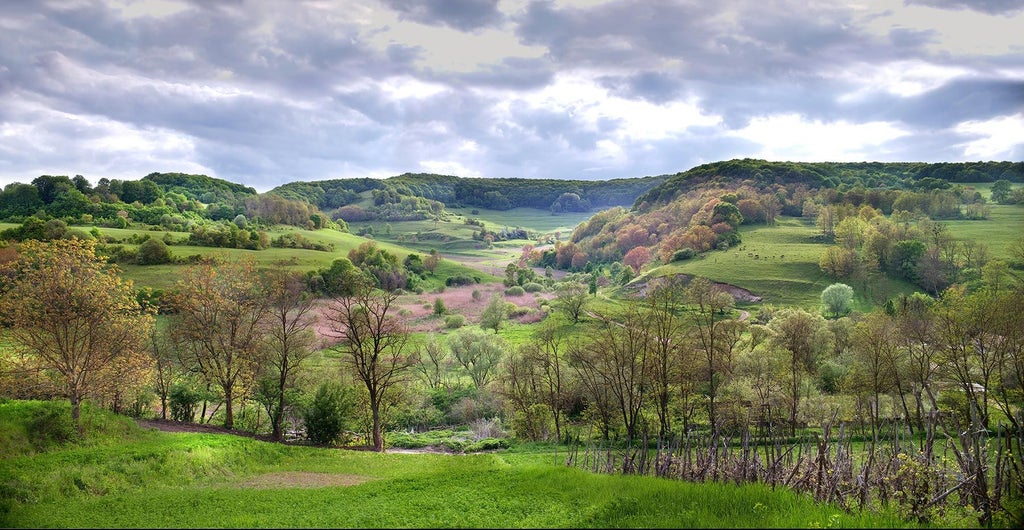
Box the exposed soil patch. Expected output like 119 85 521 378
236 472 371 489
623 273 762 303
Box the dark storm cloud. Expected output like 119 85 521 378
381 0 505 31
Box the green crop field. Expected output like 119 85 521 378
0 401 923 529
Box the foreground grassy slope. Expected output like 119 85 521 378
0 401 923 529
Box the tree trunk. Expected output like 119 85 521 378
70 392 84 437
371 398 383 452
223 384 234 429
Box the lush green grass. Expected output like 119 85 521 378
447 206 592 235
943 203 1024 261
649 217 919 311
0 401 925 529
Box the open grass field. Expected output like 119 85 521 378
943 203 1024 261
446 206 593 235
651 216 919 311
0 400 923 529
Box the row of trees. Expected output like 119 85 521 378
0 174 340 235
0 239 415 450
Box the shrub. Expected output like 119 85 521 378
506 303 531 317
168 384 203 423
504 286 525 296
469 417 506 440
446 274 475 287
303 382 355 446
433 297 446 315
444 314 466 329
471 289 482 301
137 238 172 265
28 401 77 449
465 437 510 453
522 282 544 293
511 403 554 442
671 248 696 261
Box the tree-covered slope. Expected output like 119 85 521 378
634 159 1024 208
270 173 670 212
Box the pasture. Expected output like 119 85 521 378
655 216 919 310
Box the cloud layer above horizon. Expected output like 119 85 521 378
1 0 1022 191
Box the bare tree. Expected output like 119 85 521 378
526 315 573 441
686 277 736 433
644 278 687 439
0 239 153 434
570 303 650 442
260 270 317 441
169 257 268 430
325 279 413 452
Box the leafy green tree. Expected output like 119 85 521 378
0 239 153 435
769 308 830 436
169 258 269 429
990 179 1012 204
554 281 589 323
137 238 172 265
449 327 508 390
821 283 854 318
303 381 355 446
480 293 507 334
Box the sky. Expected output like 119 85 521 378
1 0 1022 192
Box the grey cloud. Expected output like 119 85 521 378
904 0 1024 15
427 57 555 89
381 0 505 31
850 79 1024 129
598 71 685 104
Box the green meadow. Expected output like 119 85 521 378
652 216 918 310
0 401 923 529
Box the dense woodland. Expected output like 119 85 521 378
2 159 1024 527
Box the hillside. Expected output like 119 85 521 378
269 172 670 214
634 159 1024 207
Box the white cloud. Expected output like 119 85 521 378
521 73 721 141
954 113 1024 159
730 113 910 161
0 100 206 184
418 159 482 177
835 60 974 100
109 0 190 20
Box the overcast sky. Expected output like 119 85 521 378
1 0 1022 191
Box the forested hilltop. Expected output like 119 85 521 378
539 160 1024 296
634 159 1024 207
270 173 669 214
